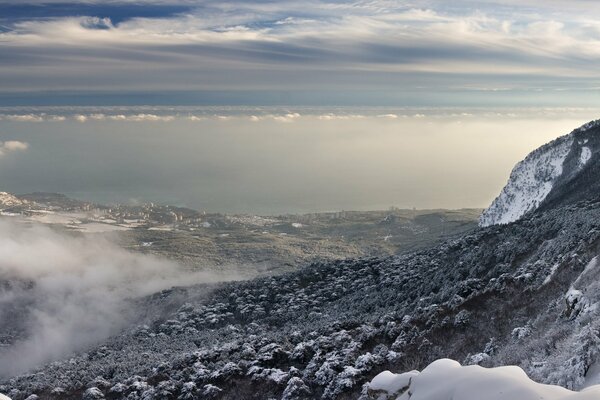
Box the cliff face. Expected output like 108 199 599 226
480 120 600 227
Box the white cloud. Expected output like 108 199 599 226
272 112 301 123
2 1 600 97
0 140 29 157
109 113 176 122
72 113 175 122
1 114 44 122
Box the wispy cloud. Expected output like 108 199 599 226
1 1 600 105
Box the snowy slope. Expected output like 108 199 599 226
480 119 600 227
480 135 574 227
366 359 600 400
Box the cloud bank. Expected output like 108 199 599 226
0 218 237 377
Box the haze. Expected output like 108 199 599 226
0 107 594 214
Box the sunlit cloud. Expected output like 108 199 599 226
72 113 175 122
1 1 600 105
1 114 44 122
4 106 600 124
0 140 29 157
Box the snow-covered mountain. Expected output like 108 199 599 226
7 121 600 399
0 192 26 209
480 120 600 227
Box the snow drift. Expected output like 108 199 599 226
366 359 600 400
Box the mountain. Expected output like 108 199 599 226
480 120 600 227
0 192 26 209
6 194 600 400
16 192 92 210
4 121 600 399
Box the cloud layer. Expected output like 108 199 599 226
1 1 600 105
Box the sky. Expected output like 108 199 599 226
1 1 600 213
2 0 600 106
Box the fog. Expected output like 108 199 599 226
0 219 238 377
0 107 596 214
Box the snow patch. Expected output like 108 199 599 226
564 287 596 319
584 361 600 389
366 359 600 400
543 263 560 285
480 135 574 227
579 146 592 168
574 257 599 288
73 222 130 233
369 369 418 394
0 192 25 208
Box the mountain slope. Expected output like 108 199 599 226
480 120 600 227
5 121 600 399
4 198 600 399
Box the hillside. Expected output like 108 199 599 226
5 121 600 399
3 197 600 399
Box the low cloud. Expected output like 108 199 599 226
0 140 28 157
0 218 239 377
1 114 44 122
74 113 175 122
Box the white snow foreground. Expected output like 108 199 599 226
479 134 573 227
364 359 600 400
0 394 10 400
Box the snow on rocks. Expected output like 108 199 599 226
82 387 104 400
480 134 574 227
579 146 592 168
511 326 532 340
0 192 25 208
282 377 312 399
564 289 591 319
0 394 11 400
367 369 417 396
364 359 600 400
